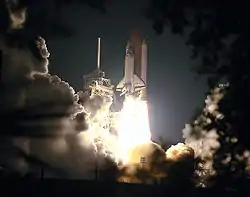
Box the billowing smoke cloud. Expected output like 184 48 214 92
182 87 226 186
183 86 250 187
117 142 195 184
0 1 111 179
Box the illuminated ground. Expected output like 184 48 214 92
1 178 248 197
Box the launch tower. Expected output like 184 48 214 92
82 38 114 98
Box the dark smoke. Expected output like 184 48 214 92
0 0 110 179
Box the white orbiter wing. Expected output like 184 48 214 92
116 74 146 94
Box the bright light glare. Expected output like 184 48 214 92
82 94 152 166
116 96 151 164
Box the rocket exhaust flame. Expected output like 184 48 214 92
84 91 152 166
115 96 151 164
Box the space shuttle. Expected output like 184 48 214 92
116 30 148 98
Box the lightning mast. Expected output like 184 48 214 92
82 38 113 97
97 37 101 70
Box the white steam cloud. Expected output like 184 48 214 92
183 86 250 187
0 2 111 179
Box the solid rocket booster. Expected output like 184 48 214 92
140 39 148 100
141 40 147 85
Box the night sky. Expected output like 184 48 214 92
48 0 208 143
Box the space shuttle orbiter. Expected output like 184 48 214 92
116 31 148 98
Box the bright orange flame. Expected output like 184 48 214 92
116 96 151 164
165 143 194 160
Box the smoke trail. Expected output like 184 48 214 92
0 1 111 178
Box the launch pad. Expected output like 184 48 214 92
83 69 114 98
